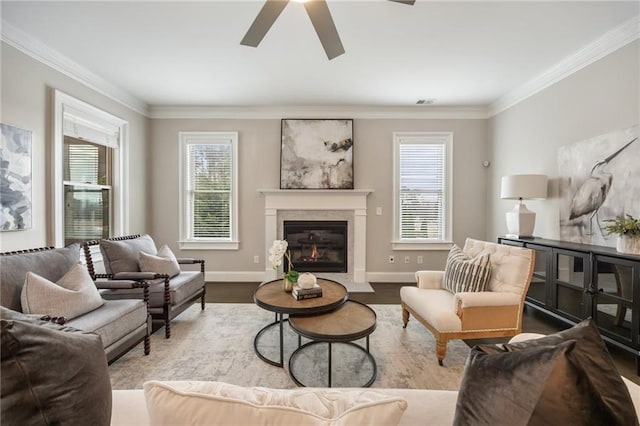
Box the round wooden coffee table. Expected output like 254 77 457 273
288 300 377 387
253 278 348 367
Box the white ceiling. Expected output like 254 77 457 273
1 1 639 114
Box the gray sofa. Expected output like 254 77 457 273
0 245 150 363
83 234 206 339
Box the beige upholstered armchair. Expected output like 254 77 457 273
401 238 535 365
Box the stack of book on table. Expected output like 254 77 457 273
292 284 323 301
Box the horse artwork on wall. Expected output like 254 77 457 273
558 125 639 247
280 119 353 189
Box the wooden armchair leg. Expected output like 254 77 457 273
163 309 171 339
144 334 150 355
402 306 410 328
436 338 447 366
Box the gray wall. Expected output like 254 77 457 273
10 36 634 280
0 43 150 251
487 40 640 242
150 118 488 279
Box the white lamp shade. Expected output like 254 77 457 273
500 174 548 200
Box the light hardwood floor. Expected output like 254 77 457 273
206 282 639 385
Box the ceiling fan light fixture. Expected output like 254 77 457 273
241 0 415 59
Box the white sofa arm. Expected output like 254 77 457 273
454 291 521 309
415 271 444 289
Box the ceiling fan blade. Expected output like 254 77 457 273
240 0 289 47
388 0 416 5
304 0 345 60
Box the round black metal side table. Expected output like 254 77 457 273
288 300 377 387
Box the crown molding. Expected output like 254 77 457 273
1 19 149 117
148 105 489 120
4 12 637 121
488 15 640 117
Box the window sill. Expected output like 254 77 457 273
179 240 239 250
392 241 453 251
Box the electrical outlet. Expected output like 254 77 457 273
376 207 382 216
417 255 424 264
404 256 410 264
253 255 260 264
388 255 395 264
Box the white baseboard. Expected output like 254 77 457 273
365 272 416 283
205 271 266 282
203 271 416 283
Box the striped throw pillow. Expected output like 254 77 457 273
443 245 492 293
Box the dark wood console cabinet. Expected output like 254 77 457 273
498 236 640 373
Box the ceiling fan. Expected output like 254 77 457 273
240 0 416 60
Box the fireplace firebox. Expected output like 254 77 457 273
283 220 347 273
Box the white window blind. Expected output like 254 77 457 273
393 132 452 249
188 143 231 239
179 132 239 250
399 143 445 240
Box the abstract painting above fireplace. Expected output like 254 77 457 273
283 220 347 273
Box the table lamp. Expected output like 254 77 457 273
500 174 548 238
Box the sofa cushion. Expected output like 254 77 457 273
21 263 104 320
99 271 204 308
100 235 157 275
0 307 112 426
399 286 461 332
443 245 492 294
143 381 407 426
139 245 180 278
454 340 577 425
501 318 639 426
66 298 148 349
0 244 80 312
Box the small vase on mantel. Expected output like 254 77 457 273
616 236 640 255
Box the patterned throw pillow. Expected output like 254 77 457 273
442 245 492 293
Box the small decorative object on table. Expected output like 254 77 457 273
269 240 298 292
604 214 640 255
292 273 323 300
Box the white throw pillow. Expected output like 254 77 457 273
143 381 407 426
21 263 104 320
138 245 181 278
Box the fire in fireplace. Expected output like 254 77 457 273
283 220 347 273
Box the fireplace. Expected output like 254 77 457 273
283 220 348 273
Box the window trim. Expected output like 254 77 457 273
178 131 239 250
392 131 453 251
53 90 128 247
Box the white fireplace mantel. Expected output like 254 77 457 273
258 189 373 283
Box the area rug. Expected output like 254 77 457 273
108 303 469 390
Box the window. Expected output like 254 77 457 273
393 132 452 250
53 90 127 247
63 137 111 245
179 132 238 250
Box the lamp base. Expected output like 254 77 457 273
505 202 536 238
